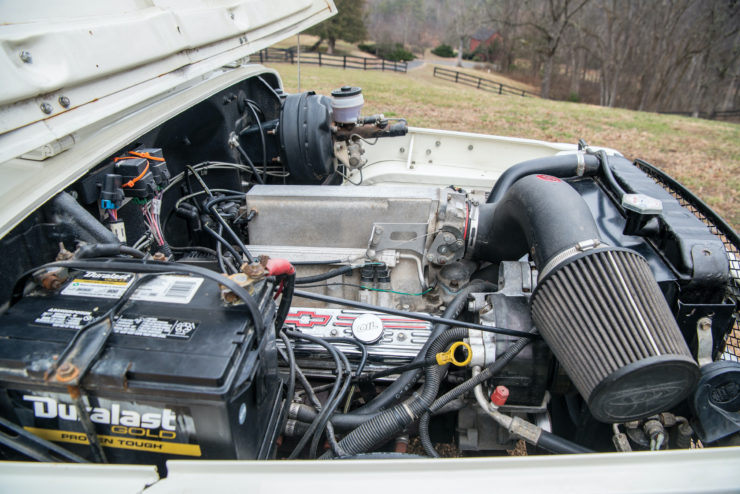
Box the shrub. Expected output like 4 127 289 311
376 43 415 62
431 44 456 58
358 43 376 55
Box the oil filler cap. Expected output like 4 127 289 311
351 313 384 344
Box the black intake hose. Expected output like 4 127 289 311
486 153 600 204
47 192 119 244
475 163 699 423
474 174 602 268
320 327 469 458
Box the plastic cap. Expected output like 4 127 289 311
491 386 509 407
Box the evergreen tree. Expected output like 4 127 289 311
307 0 368 54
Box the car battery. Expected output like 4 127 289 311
0 266 283 469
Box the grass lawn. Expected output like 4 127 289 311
265 62 740 230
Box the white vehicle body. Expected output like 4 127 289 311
0 2 738 493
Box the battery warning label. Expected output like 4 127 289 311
33 308 199 339
61 271 203 304
113 315 199 339
34 308 94 329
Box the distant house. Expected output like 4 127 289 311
469 27 501 59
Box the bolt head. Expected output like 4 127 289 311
40 102 53 114
19 51 32 63
58 96 71 108
57 363 77 379
698 317 712 332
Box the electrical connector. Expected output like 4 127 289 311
100 174 124 210
112 148 170 200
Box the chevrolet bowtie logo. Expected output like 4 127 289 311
285 310 332 328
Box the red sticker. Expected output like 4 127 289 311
536 174 562 182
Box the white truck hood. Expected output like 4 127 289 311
0 0 336 163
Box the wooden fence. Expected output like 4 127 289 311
659 109 740 121
257 47 407 73
432 66 538 97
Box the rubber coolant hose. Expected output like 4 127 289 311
486 153 600 204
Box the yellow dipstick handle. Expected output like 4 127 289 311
436 341 472 367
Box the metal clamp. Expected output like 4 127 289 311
539 239 606 279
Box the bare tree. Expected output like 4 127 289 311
486 0 590 98
446 0 485 67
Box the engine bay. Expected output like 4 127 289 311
0 70 739 471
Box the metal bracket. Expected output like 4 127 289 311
367 223 428 256
696 316 714 367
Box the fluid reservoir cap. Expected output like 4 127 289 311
331 86 362 98
351 313 384 344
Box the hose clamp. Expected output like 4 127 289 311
539 239 606 279
285 419 297 436
401 402 416 421
466 202 480 252
576 151 586 176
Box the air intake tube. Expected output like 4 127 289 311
472 174 700 423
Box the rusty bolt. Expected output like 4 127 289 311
40 102 53 114
41 273 64 291
152 252 167 262
56 363 79 382
58 96 71 108
19 51 32 63
242 262 266 278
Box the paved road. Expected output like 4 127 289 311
407 58 476 70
